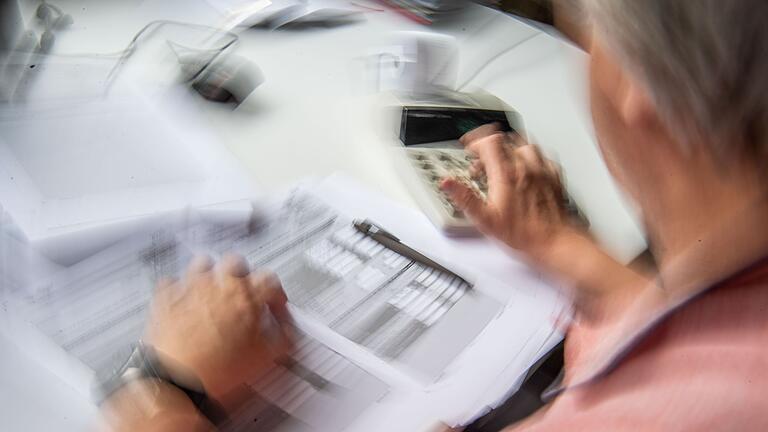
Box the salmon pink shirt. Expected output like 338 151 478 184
508 255 768 432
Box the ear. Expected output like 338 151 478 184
618 75 658 129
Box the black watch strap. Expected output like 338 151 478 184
176 383 229 426
95 342 228 426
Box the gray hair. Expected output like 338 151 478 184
584 0 768 165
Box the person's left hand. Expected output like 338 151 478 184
145 254 293 401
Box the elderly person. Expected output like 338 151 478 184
102 0 768 430
443 0 768 429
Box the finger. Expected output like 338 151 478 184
218 253 251 278
250 272 295 350
515 145 546 177
468 133 514 204
459 122 502 147
156 276 177 291
213 255 253 307
512 150 528 189
181 254 215 299
545 159 563 182
507 131 529 148
187 254 214 275
440 178 493 230
469 159 484 179
543 159 565 201
513 145 551 191
249 272 291 326
183 255 214 300
543 159 561 179
521 181 540 220
522 153 565 206
528 143 546 164
541 186 565 224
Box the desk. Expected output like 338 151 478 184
36 0 644 262
1 0 644 430
197 5 645 263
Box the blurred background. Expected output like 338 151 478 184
0 1 643 431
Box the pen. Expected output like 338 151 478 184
353 219 471 287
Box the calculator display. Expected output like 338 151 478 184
399 107 514 146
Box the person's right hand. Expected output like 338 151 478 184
145 254 293 401
440 126 575 262
442 126 653 325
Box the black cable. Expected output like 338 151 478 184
103 20 240 96
43 1 64 17
464 340 565 432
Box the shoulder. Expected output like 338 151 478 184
519 275 768 431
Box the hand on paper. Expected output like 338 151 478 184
145 254 293 401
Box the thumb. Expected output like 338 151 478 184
249 272 290 321
250 271 293 345
440 178 492 230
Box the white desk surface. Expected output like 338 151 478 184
35 0 644 261
1 0 644 430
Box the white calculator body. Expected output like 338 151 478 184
380 89 524 235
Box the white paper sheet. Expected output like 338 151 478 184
4 175 567 431
0 82 258 264
186 190 504 384
307 174 568 427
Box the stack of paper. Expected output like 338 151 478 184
2 174 566 430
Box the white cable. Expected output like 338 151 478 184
456 32 541 91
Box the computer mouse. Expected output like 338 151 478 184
177 53 264 104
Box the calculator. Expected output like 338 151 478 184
405 147 487 233
381 89 588 235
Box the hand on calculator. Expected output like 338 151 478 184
440 124 576 261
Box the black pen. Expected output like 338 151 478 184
353 219 471 287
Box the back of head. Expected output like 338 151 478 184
584 0 768 168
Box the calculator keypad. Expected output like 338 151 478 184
405 148 590 230
407 149 487 220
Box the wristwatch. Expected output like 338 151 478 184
94 341 228 426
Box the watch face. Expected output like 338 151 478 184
121 366 145 382
92 343 144 404
125 346 148 373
